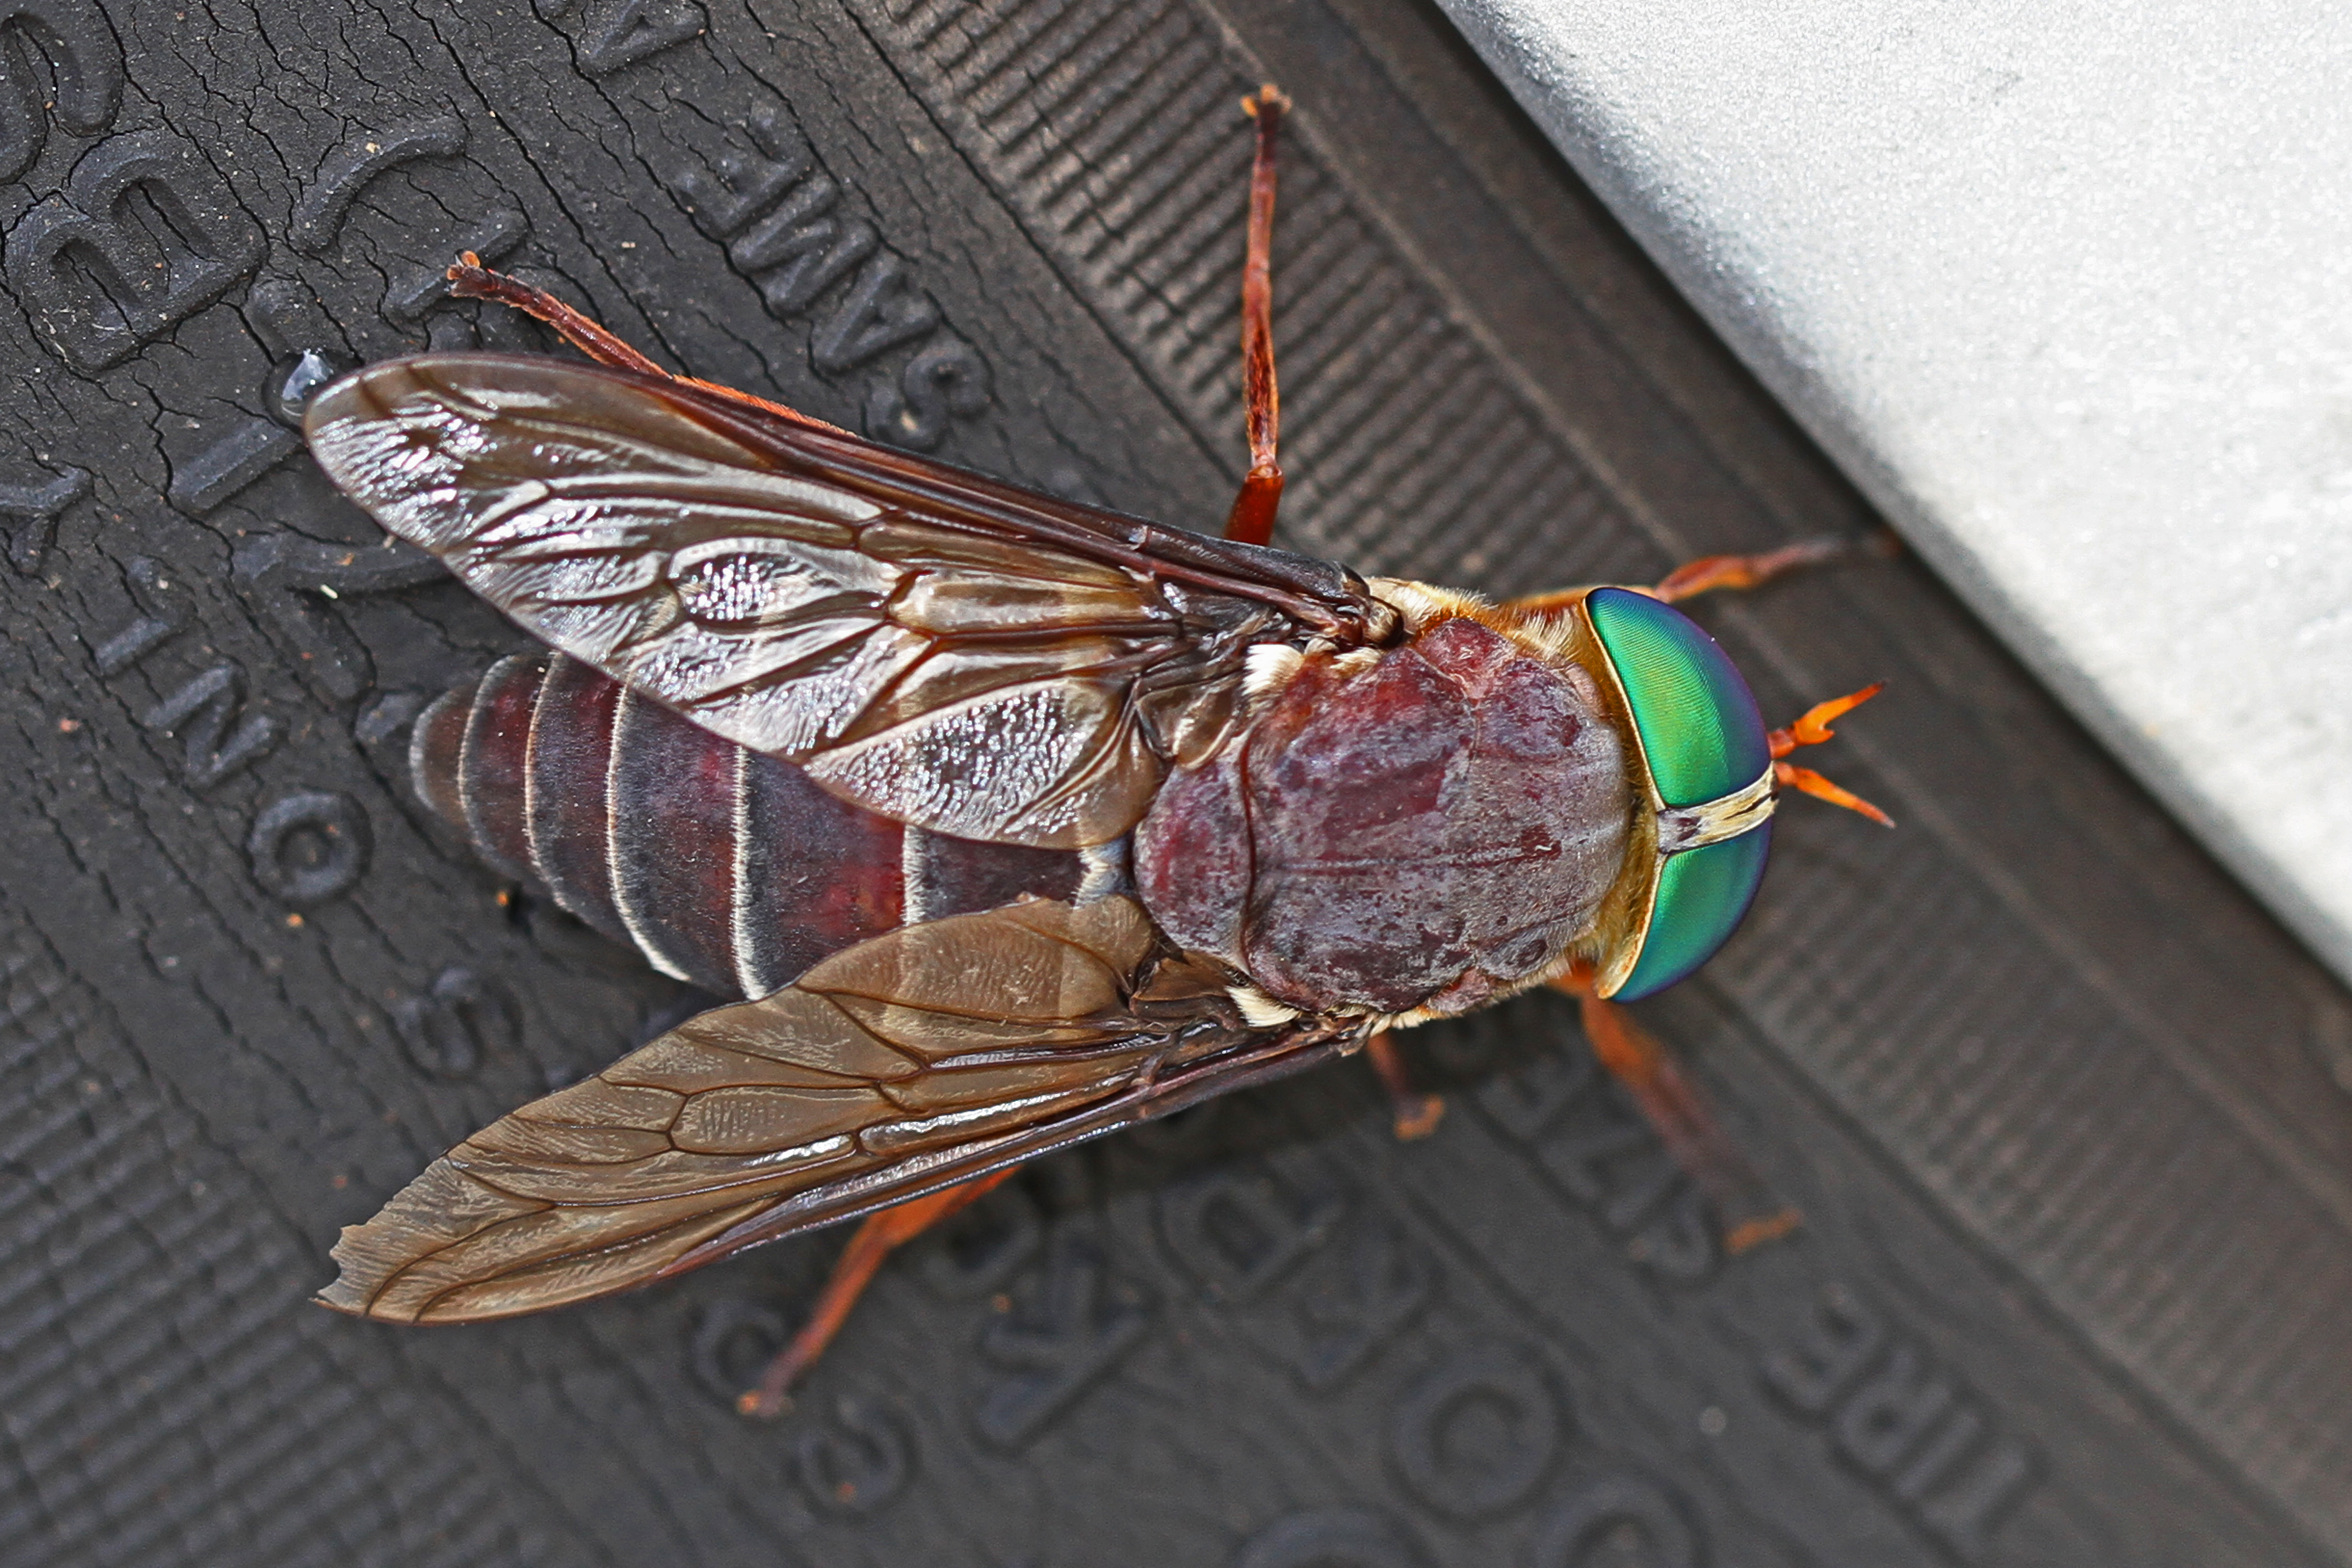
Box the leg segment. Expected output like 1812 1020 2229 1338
1499 527 1898 617
446 253 852 437
1223 85 1291 547
737 1165 1024 1419
1364 1031 1446 1141
446 252 668 377
1650 533 1870 604
1552 975 1800 1254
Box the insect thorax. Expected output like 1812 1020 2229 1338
1132 613 1632 1019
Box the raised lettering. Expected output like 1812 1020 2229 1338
1759 1285 2038 1556
4 130 263 371
1387 1342 1561 1519
866 334 990 451
0 0 122 185
1921 1438 2034 1559
1283 1210 1431 1391
233 530 445 705
971 1225 1150 1447
290 116 467 255
90 555 183 674
1762 1284 1884 1415
689 1298 788 1408
143 663 281 789
915 1181 1043 1300
247 789 371 906
1232 1507 1431 1568
392 965 518 1081
668 106 810 239
572 0 702 76
750 213 875 320
169 419 301 516
1471 1041 1593 1142
1894 1403 1984 1504
1157 1165 1336 1305
384 208 528 325
1528 1473 1703 1568
0 463 88 571
650 99 988 445
811 251 938 372
1623 1185 1715 1283
1833 1343 1953 1476
794 1394 914 1514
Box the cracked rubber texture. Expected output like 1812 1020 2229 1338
4 2 2350 1564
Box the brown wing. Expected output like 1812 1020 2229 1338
318 897 1348 1323
305 354 1396 848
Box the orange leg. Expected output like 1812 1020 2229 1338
1223 85 1291 546
1551 975 1800 1254
1364 1031 1446 1140
446 252 853 438
736 1165 1024 1420
1500 528 1898 617
1648 533 1876 604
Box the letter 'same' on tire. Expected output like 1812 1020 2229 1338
1 2 2347 1565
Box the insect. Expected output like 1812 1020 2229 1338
306 86 1889 1418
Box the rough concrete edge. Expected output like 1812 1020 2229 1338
1432 0 2352 992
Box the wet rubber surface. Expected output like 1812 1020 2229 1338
2 2 2348 1564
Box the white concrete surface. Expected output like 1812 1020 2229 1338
1437 0 2352 985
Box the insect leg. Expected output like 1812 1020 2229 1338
1648 535 1857 604
446 254 854 436
736 1164 1025 1420
1499 528 1899 615
1552 977 1801 1254
445 252 671 376
1222 84 1292 547
1363 1031 1446 1140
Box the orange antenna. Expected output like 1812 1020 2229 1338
1769 683 1894 827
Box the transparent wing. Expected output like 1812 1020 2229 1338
306 354 1388 847
318 898 1339 1323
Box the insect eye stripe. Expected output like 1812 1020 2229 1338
1584 587 1769 809
1614 823 1774 1001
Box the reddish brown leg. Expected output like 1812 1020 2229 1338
737 1165 1024 1419
1649 533 1867 603
1499 528 1898 616
1364 1031 1446 1140
446 253 853 437
1552 974 1800 1254
1223 85 1291 547
447 252 667 375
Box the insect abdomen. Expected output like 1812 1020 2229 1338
412 652 1083 997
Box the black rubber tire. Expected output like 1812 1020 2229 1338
4 2 2348 1564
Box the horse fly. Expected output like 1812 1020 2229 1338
305 84 1891 1417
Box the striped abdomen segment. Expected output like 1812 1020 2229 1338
411 652 1084 997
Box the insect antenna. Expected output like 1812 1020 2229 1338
1769 683 1894 826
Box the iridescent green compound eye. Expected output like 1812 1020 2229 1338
1583 587 1775 1000
1615 825 1772 1000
